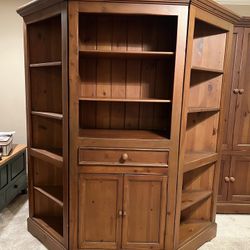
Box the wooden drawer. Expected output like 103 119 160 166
6 173 26 204
0 165 8 189
10 154 25 180
79 148 169 167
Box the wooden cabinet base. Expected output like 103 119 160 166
217 203 250 214
178 223 217 250
27 218 66 250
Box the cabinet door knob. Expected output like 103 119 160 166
118 210 123 216
233 89 239 94
121 153 129 162
239 89 245 94
123 211 127 216
230 177 236 183
224 177 230 183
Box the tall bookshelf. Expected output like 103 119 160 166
22 4 68 249
17 1 235 250
176 7 233 249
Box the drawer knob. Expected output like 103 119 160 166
230 177 236 183
224 177 230 183
239 89 245 95
121 153 129 162
233 89 239 94
14 184 18 189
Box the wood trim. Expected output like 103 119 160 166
27 218 66 250
236 17 250 27
17 0 65 17
191 0 240 24
217 202 250 214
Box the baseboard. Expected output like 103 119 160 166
217 202 250 214
27 218 66 250
178 223 217 250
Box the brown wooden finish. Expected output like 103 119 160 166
217 20 250 214
18 0 235 249
122 175 167 249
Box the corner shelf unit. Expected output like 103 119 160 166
177 8 232 249
17 1 235 250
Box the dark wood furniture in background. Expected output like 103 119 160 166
217 17 250 214
0 144 27 211
17 0 236 249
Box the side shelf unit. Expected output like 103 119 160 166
176 6 233 249
22 3 68 249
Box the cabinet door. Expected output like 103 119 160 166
228 156 250 203
78 174 123 249
217 155 230 202
122 175 167 249
222 28 244 151
233 28 250 151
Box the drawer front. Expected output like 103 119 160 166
79 148 169 167
11 154 25 180
0 165 8 189
6 173 26 204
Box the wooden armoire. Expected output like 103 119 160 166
217 17 250 214
17 0 236 249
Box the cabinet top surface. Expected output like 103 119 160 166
0 144 26 168
17 0 240 24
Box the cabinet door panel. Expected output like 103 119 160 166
78 174 123 249
233 28 250 151
229 156 250 202
217 155 230 202
122 175 167 249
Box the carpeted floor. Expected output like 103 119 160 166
0 194 250 250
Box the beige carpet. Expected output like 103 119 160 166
0 194 250 250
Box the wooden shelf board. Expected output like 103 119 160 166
32 216 63 243
79 97 171 103
181 190 212 211
29 148 63 168
29 61 62 67
79 129 169 140
179 220 212 246
31 111 63 120
191 66 224 74
79 49 175 58
34 186 63 207
188 107 220 113
184 152 218 173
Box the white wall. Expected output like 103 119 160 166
0 0 29 144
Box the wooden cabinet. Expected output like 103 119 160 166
217 18 250 214
0 145 27 211
78 174 167 250
17 0 235 249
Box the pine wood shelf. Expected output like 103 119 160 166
79 97 171 103
188 107 220 113
31 111 63 120
34 186 63 207
29 61 62 67
29 148 63 168
79 49 175 58
191 66 224 74
79 128 169 140
184 152 218 173
179 220 212 246
181 190 212 211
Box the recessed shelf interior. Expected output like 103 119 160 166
192 19 227 71
32 116 62 156
30 67 62 114
79 101 171 139
185 112 219 154
28 15 61 64
79 13 177 52
33 189 63 237
189 70 223 110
